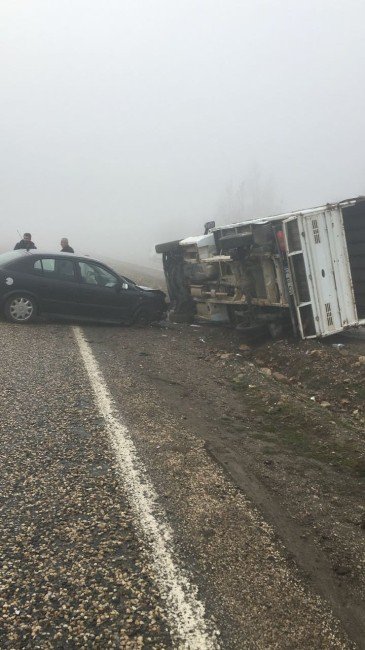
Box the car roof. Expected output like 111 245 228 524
15 250 109 265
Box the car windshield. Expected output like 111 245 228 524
120 274 136 286
0 251 26 267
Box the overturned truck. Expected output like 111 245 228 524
156 197 365 339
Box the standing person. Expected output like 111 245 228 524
14 233 36 250
60 238 74 253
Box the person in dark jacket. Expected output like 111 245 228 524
14 233 36 251
60 238 74 253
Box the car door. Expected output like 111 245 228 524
75 260 141 321
30 256 81 315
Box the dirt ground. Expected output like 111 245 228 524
1 315 364 648
84 320 365 647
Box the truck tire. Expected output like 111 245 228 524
236 322 268 341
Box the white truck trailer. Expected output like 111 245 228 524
155 197 365 339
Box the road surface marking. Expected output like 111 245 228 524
73 326 219 649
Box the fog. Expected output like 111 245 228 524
1 0 364 268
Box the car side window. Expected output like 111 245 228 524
42 259 56 273
32 258 76 281
55 259 76 281
78 262 118 288
33 260 43 274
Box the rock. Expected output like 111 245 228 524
358 356 365 365
333 564 351 576
220 353 232 360
320 401 331 408
261 367 272 377
238 344 251 352
272 372 287 382
310 349 325 357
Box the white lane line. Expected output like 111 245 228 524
73 326 220 650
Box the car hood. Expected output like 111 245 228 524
138 285 165 295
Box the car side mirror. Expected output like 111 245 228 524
122 282 129 290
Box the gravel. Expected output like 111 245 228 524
0 318 361 648
0 321 171 648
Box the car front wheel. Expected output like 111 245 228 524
5 294 37 324
133 307 151 326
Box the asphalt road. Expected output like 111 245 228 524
0 319 362 648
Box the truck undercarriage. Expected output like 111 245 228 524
156 197 365 339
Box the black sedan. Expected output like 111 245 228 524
0 250 166 325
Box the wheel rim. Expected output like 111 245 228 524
9 297 34 321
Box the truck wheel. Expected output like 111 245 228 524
5 294 37 324
268 322 284 339
236 322 268 341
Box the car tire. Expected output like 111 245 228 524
168 310 194 323
133 308 151 326
4 294 37 324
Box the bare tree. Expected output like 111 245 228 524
217 166 282 224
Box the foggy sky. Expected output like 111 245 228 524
1 0 365 266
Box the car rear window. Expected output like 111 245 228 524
0 251 27 267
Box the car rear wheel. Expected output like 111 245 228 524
5 294 37 324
